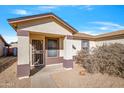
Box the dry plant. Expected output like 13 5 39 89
75 43 124 78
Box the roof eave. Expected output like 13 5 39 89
8 13 78 34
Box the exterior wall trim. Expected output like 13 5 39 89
63 59 73 68
66 35 94 40
17 30 29 36
17 64 30 77
8 13 78 34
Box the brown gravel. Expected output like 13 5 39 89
51 64 124 88
0 59 31 88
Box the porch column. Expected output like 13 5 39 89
63 36 73 68
17 30 30 79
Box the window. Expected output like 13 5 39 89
81 40 89 50
48 50 57 57
47 39 58 57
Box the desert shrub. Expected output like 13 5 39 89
75 48 89 65
75 48 93 72
75 43 124 78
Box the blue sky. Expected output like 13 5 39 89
0 5 124 43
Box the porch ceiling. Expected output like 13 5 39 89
29 31 65 38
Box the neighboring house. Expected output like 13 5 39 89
10 42 18 48
9 42 18 56
8 13 124 78
0 35 9 57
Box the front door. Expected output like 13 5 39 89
32 39 44 66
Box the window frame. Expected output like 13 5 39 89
81 40 89 50
46 38 59 58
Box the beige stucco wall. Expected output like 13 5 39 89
63 40 96 59
63 38 82 59
63 38 97 60
18 33 30 65
96 38 124 46
64 37 71 59
89 41 96 50
88 39 124 50
71 40 82 56
63 38 124 60
19 21 72 36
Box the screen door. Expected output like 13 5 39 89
32 40 44 66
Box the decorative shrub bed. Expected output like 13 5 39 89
75 43 124 78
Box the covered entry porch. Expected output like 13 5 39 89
29 32 65 66
17 31 73 78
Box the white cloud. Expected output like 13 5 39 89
39 6 58 9
79 5 93 11
79 21 124 35
13 9 30 15
89 21 124 31
3 35 17 44
84 5 93 10
80 30 101 35
90 21 121 27
37 5 60 11
99 27 109 30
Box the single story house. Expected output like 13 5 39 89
8 13 124 78
0 35 9 57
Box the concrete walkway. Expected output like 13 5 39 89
31 64 64 88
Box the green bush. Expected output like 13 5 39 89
75 43 124 78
